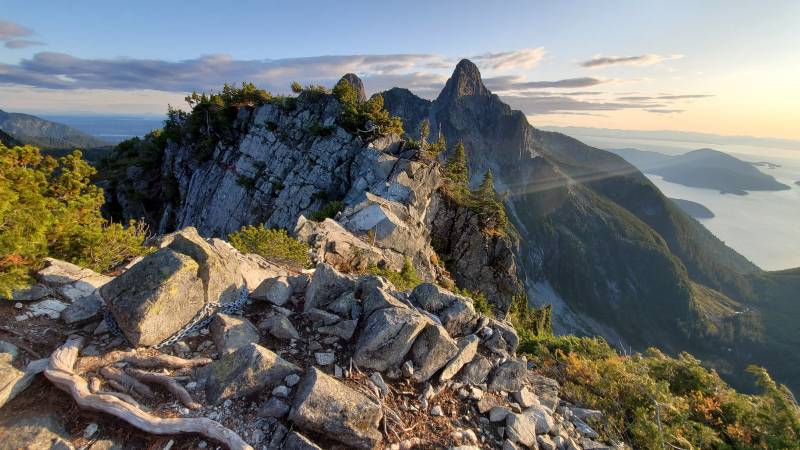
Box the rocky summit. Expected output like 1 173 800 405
3 225 615 450
3 64 796 450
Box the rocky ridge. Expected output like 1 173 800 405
3 227 622 450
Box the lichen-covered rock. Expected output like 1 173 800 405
289 367 383 449
304 263 356 312
203 343 300 404
411 323 458 382
489 357 528 393
100 248 205 347
35 258 110 288
459 353 493 385
505 412 537 448
353 306 427 371
158 227 244 304
439 334 480 381
210 313 259 355
258 314 300 341
251 276 292 306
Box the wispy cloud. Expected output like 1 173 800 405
0 18 31 40
485 75 610 91
0 18 43 49
618 94 712 101
646 108 685 114
0 52 450 93
501 94 667 115
471 47 546 70
581 54 683 68
4 39 44 49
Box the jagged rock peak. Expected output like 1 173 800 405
339 73 367 103
437 59 489 102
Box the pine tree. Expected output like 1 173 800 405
444 141 469 186
419 119 430 148
476 169 496 202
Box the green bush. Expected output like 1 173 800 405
332 78 403 138
290 81 303 94
365 258 421 291
228 224 310 269
451 287 494 317
309 200 345 222
0 144 151 297
520 334 800 449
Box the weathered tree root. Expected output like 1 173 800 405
100 366 155 398
77 350 212 373
45 336 253 450
89 375 149 411
126 367 201 409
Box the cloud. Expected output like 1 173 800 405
618 94 712 101
0 52 452 94
471 47 546 70
581 54 683 68
4 39 44 49
646 109 685 114
0 18 32 40
485 75 610 91
501 94 666 115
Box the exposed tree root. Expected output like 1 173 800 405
45 336 253 450
100 366 155 398
77 349 212 373
126 367 201 409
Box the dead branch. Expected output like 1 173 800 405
44 336 252 450
77 349 211 373
100 366 155 398
126 367 201 409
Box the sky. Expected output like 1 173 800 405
1 0 799 139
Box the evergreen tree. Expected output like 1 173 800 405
444 141 469 186
419 119 430 148
476 169 496 202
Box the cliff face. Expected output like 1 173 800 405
102 80 523 316
427 193 521 316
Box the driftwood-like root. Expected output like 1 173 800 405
77 350 212 373
45 336 252 450
100 366 155 398
126 367 201 409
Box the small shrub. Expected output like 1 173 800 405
236 175 256 189
228 225 310 269
1 145 151 296
310 200 345 222
290 81 303 94
453 287 494 317
365 258 421 291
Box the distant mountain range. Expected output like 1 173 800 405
0 109 110 150
609 147 791 195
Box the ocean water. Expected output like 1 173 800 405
570 133 800 271
41 115 165 144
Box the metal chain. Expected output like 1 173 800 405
104 287 250 349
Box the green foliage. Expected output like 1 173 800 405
452 287 494 317
520 334 800 450
332 78 403 138
365 258 421 291
507 291 552 340
228 225 310 269
290 81 303 94
166 82 273 161
309 200 345 222
0 144 150 296
443 142 469 188
441 143 509 236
